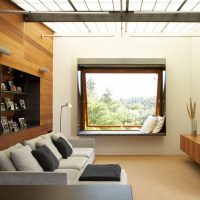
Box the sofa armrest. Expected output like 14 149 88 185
68 138 95 148
0 172 68 185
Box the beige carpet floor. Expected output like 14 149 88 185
95 156 200 200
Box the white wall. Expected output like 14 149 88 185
53 36 193 155
191 38 200 130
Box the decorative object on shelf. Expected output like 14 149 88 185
60 102 72 132
1 82 8 91
13 122 19 132
8 119 15 132
4 97 15 110
1 103 5 111
8 80 17 92
14 103 20 110
1 116 9 133
18 117 27 130
19 99 26 110
16 86 22 93
187 98 197 136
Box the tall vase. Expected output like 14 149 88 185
191 119 197 136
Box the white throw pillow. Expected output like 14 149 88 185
23 136 43 150
11 145 43 171
2 143 23 158
140 116 158 133
36 138 62 160
152 116 165 133
0 153 16 171
51 132 73 148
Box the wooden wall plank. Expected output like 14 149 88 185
0 0 53 150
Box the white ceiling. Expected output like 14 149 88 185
10 0 200 35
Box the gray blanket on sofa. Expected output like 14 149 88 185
79 164 121 181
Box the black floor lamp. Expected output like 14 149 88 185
60 102 72 132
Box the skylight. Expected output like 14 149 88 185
10 0 200 35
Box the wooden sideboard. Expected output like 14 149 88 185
180 134 200 164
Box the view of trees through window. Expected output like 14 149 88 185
85 73 158 131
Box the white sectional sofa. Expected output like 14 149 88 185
0 132 128 185
0 132 94 185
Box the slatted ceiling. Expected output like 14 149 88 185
166 0 185 11
113 1 121 10
65 23 79 32
141 1 156 11
100 2 114 10
129 3 140 10
161 22 200 33
9 0 200 35
73 2 88 10
96 22 108 32
86 22 99 32
193 2 200 11
26 0 49 11
11 0 200 12
47 0 74 11
185 23 200 32
86 2 101 11
43 22 57 32
136 22 148 32
145 22 157 32
16 3 36 11
172 22 188 32
191 24 200 33
74 22 90 32
163 22 178 32
152 22 166 32
153 1 169 11
53 22 69 32
181 1 195 11
99 0 114 11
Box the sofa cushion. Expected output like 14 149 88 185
53 137 73 159
59 157 88 170
41 132 54 140
36 138 62 160
54 169 79 184
0 153 16 171
32 145 59 171
11 145 43 172
1 143 23 158
23 136 43 150
71 148 94 158
51 133 73 148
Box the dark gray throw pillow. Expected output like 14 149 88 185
52 137 73 159
32 145 59 171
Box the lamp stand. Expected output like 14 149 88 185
59 103 72 133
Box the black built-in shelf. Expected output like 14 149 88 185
0 65 40 135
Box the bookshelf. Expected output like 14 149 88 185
0 65 40 135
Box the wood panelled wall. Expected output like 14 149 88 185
0 0 53 150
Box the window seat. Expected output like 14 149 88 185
78 131 166 136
